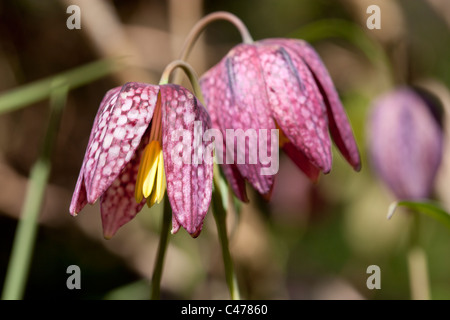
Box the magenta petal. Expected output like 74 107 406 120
70 87 121 215
199 76 248 202
69 174 88 216
282 142 321 182
201 44 275 196
257 42 332 173
369 88 443 200
83 82 159 204
100 133 148 239
161 85 213 237
266 38 361 171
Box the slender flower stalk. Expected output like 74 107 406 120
150 195 172 300
178 11 253 61
212 164 240 300
172 11 253 84
407 213 430 300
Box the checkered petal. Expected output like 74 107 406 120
70 86 121 215
264 38 361 171
257 42 332 173
100 131 150 239
200 44 276 196
161 84 213 237
80 82 159 206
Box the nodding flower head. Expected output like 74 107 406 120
70 82 213 239
200 38 361 201
368 87 444 200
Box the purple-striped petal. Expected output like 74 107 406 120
82 82 159 204
264 38 361 171
368 88 443 200
161 84 213 237
70 87 121 215
201 44 275 196
100 131 149 239
257 42 332 173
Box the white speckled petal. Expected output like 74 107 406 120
82 82 159 204
161 84 213 237
201 44 276 196
263 38 361 171
257 42 332 173
70 87 121 215
100 131 149 239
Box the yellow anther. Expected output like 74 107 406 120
147 148 166 208
135 140 165 203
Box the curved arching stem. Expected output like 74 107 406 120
159 59 205 103
172 11 253 84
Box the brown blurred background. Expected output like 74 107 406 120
0 0 449 299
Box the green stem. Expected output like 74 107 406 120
2 82 68 300
211 165 240 300
178 11 253 62
172 11 253 84
150 195 172 300
407 213 431 300
159 60 205 104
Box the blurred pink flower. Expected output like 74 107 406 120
368 87 443 200
70 82 213 238
200 38 360 201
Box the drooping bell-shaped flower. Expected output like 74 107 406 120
200 38 361 201
70 82 213 238
368 87 444 200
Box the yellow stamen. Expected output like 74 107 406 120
135 91 166 205
135 140 165 203
147 153 166 208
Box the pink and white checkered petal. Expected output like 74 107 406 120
69 87 122 215
214 44 275 195
257 43 332 173
161 84 213 237
69 171 88 216
266 38 361 171
84 82 160 204
200 73 248 202
100 135 148 239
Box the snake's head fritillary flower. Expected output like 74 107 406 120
368 87 444 200
200 38 361 201
69 82 213 238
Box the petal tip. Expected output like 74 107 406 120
353 162 362 172
103 233 113 240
